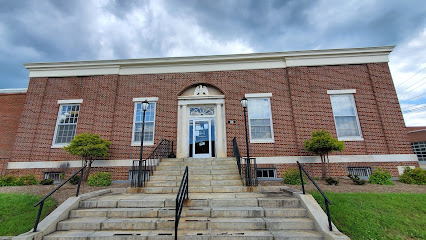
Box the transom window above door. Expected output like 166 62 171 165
189 106 215 116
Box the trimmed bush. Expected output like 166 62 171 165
399 167 426 185
282 168 306 185
369 168 393 185
0 175 38 186
69 175 81 185
40 178 54 185
325 177 339 185
348 174 366 185
88 172 111 186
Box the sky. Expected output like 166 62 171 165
0 0 425 126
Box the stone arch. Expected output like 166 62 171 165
178 83 225 97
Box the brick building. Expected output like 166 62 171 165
3 46 419 180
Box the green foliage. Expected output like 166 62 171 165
63 133 111 160
40 178 54 185
348 174 366 185
399 167 426 185
304 129 344 156
282 168 306 185
0 175 18 186
69 175 81 185
325 177 339 185
314 177 320 181
311 192 426 239
369 168 394 185
0 193 56 235
0 175 38 187
88 172 111 186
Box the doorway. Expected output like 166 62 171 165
189 118 215 158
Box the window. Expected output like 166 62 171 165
411 141 426 161
256 168 276 178
132 98 157 146
44 172 63 183
247 94 274 143
328 90 362 140
52 101 81 147
347 167 371 177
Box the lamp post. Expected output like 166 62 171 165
138 100 149 188
241 97 251 186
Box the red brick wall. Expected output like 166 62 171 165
9 63 414 179
0 93 26 175
406 127 426 143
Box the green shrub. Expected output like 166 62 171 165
40 178 54 185
88 172 111 186
0 175 38 186
282 168 306 185
0 175 18 186
18 175 38 185
325 177 339 185
69 175 81 185
399 167 426 185
348 174 366 185
369 168 393 185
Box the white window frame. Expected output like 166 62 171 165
51 99 83 148
245 93 275 143
131 97 158 146
327 90 363 141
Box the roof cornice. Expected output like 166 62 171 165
24 46 395 78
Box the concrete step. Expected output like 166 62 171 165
156 165 237 171
153 169 239 176
47 230 330 240
146 180 243 187
142 186 249 194
265 218 315 230
208 218 267 230
150 174 241 181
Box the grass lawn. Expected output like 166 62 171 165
311 192 426 240
0 193 56 236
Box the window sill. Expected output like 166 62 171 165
250 139 275 144
51 144 69 149
131 142 155 147
338 137 364 142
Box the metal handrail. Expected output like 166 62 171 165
131 139 172 188
297 161 333 231
33 164 86 232
175 166 189 240
233 138 257 186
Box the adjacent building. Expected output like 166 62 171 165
2 46 419 180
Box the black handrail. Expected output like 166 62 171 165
33 164 86 232
175 166 189 240
131 139 172 188
297 161 333 231
233 138 258 186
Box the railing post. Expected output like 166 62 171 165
76 167 84 197
33 200 44 232
298 162 305 194
175 198 178 240
325 200 333 231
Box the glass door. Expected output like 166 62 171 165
190 119 211 158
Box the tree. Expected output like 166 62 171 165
304 129 344 179
64 133 111 181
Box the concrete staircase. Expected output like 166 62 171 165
43 157 324 239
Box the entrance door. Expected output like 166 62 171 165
190 119 212 158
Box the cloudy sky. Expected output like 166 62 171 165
1 0 425 126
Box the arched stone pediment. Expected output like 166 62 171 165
179 84 224 97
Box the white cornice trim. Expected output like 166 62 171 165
57 99 83 104
327 89 356 95
0 88 27 94
24 46 395 78
245 93 273 98
133 97 159 102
